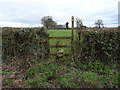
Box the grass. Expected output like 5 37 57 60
24 58 119 88
47 29 72 37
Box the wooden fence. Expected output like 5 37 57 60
49 16 74 56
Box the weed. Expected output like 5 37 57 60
4 78 12 86
56 73 78 88
24 59 119 88
80 71 101 87
26 73 49 88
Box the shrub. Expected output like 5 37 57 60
2 27 49 61
72 30 120 63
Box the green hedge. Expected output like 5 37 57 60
2 27 49 61
73 30 120 63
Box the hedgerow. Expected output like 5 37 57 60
72 30 120 63
2 27 49 61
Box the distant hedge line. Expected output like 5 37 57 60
73 30 120 63
2 27 49 61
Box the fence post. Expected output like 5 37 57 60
71 16 74 44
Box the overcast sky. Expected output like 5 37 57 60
0 0 119 27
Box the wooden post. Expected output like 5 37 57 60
71 16 74 43
71 16 74 57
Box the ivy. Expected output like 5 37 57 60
2 27 49 61
73 30 120 62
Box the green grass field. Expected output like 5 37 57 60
47 29 72 37
47 29 77 54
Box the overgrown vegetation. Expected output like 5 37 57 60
2 27 49 62
72 30 120 63
2 28 119 88
24 58 119 88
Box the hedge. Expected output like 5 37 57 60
2 27 49 61
72 30 120 63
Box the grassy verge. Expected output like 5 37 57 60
24 58 119 88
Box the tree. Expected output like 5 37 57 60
65 22 69 29
76 18 83 30
41 16 57 29
95 19 104 29
76 18 83 40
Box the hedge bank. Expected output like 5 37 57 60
72 29 120 63
2 27 49 61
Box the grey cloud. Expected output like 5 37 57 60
0 1 48 25
0 0 119 27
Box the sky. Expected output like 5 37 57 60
0 0 119 27
119 1 120 26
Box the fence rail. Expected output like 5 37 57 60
50 53 69 56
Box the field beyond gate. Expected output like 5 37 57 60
47 29 76 55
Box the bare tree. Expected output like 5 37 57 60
75 18 83 59
95 19 104 29
75 18 83 41
41 16 57 29
76 18 83 33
